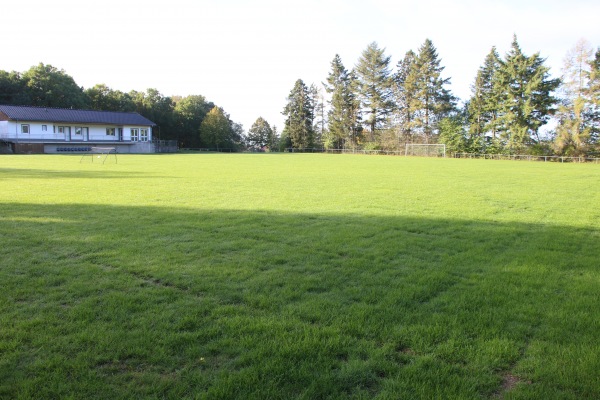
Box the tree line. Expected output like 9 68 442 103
0 64 243 150
2 35 599 157
277 36 600 157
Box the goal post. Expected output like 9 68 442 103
80 147 117 164
404 143 446 158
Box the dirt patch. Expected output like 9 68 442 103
399 347 416 356
501 373 521 392
495 372 531 398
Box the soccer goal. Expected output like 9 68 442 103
404 143 446 158
80 147 117 164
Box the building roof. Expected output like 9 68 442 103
0 105 155 126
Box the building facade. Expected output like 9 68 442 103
0 105 158 154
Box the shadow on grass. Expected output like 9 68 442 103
1 202 599 399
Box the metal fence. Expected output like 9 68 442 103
179 148 237 153
153 140 178 153
453 153 600 163
285 148 447 156
174 147 600 163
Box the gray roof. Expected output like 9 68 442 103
0 105 155 126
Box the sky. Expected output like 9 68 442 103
4 0 600 132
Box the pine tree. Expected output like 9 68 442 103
282 79 315 149
354 42 395 140
323 55 359 149
496 35 560 152
310 84 326 148
588 48 600 105
467 47 502 150
412 39 455 143
270 125 280 150
394 50 420 144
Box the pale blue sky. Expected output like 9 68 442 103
5 0 600 131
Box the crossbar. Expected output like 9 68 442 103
80 147 118 164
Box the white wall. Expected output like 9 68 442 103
44 142 156 154
0 121 152 142
0 121 9 136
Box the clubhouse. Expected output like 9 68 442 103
0 104 157 154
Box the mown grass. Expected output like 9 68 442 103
1 154 599 399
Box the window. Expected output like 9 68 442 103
131 128 139 142
58 126 65 134
140 128 149 142
21 124 30 134
42 125 47 131
75 127 82 135
106 127 116 136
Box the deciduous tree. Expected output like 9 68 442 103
20 63 89 109
173 95 214 147
0 70 25 105
554 40 595 156
130 89 176 140
200 106 236 150
247 117 274 149
85 84 135 112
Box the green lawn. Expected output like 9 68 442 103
1 154 599 399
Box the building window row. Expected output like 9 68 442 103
19 124 148 141
130 128 149 142
75 127 89 136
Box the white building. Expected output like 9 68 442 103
0 105 157 154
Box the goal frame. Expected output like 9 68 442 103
404 143 446 158
80 147 118 164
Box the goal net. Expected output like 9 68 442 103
80 147 117 164
404 143 446 157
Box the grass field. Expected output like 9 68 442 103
1 153 599 399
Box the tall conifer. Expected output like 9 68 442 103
282 79 315 149
468 47 502 148
394 50 420 143
496 35 560 151
324 55 361 148
413 39 455 143
354 42 395 139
